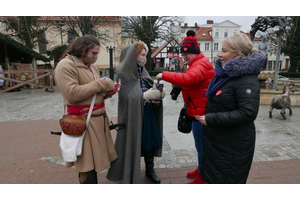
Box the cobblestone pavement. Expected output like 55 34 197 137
1 80 300 184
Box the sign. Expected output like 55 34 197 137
156 59 161 63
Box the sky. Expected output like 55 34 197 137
184 16 258 33
2 1 295 35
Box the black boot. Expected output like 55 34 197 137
144 150 161 184
79 169 98 184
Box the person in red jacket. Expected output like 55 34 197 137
156 30 215 184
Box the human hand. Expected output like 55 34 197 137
101 77 113 82
105 82 120 98
194 115 207 126
156 73 162 82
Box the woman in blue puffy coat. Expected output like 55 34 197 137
196 33 267 184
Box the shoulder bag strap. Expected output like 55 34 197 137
85 67 97 126
63 66 97 128
188 96 196 110
184 97 190 115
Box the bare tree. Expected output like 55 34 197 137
58 16 114 45
121 16 183 70
1 16 53 49
250 16 289 90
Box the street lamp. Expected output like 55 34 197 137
106 46 115 80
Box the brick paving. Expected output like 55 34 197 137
1 119 300 184
1 81 300 185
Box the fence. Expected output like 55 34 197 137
0 69 54 94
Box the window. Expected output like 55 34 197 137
202 33 207 37
181 28 185 33
198 43 201 49
268 61 272 70
279 61 282 71
214 43 218 51
205 43 209 51
38 31 46 54
215 29 219 37
233 29 237 36
224 29 228 38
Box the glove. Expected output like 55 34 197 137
143 88 165 101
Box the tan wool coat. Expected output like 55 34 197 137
55 54 118 173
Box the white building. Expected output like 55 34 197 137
157 19 290 71
197 20 261 63
157 20 261 68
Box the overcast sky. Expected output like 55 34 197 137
183 16 258 33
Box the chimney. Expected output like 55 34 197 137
184 23 188 27
195 23 198 27
179 22 181 26
207 20 213 24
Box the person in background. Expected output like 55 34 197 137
156 30 215 184
196 33 267 184
107 41 165 184
55 34 118 184
0 65 5 89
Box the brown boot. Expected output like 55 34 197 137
79 169 98 184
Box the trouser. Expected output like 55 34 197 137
79 169 97 184
192 120 204 174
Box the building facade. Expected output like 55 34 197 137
1 16 122 70
162 20 289 71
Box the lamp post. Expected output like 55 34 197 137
106 46 115 80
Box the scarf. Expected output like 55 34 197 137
206 51 267 99
206 64 231 99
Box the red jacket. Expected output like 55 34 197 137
162 52 215 117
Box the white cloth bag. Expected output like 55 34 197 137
59 94 96 162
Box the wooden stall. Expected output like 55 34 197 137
0 32 51 93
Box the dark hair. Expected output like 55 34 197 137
62 34 100 58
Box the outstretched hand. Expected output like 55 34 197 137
156 73 162 82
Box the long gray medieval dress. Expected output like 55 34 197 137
106 44 163 183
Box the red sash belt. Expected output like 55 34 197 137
67 103 105 115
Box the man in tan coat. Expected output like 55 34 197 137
55 35 118 184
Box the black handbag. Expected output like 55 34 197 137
177 96 195 133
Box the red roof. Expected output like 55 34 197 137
240 31 261 41
151 38 180 58
195 27 212 41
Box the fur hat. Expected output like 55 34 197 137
135 41 148 57
181 30 200 54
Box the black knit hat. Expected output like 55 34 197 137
181 30 200 54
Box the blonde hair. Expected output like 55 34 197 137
135 41 148 57
223 33 258 56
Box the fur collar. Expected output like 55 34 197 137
215 51 267 77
